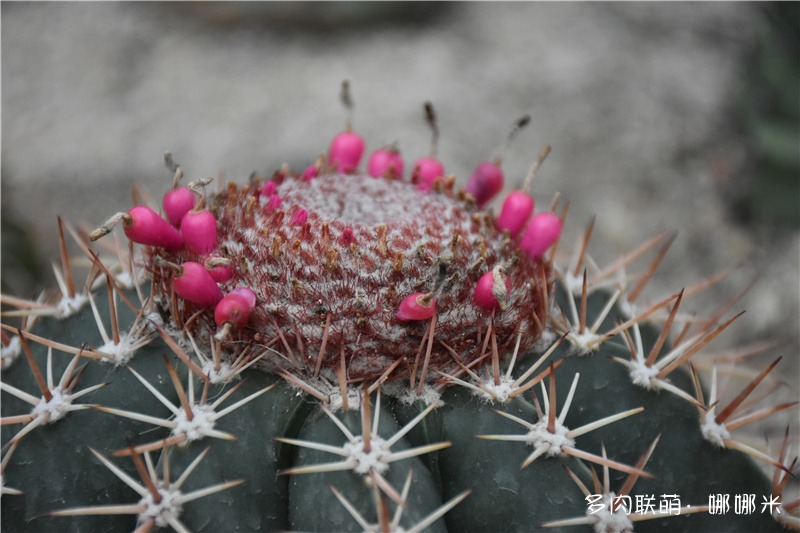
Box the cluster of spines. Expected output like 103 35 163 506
2 202 798 531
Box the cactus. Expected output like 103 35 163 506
1 87 798 533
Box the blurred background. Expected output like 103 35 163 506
2 3 798 439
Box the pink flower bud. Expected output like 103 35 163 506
367 148 404 179
267 194 282 211
172 262 223 307
339 227 356 246
411 157 445 191
519 212 563 260
473 266 510 311
302 164 319 182
214 287 256 329
496 191 535 237
328 131 365 173
162 186 196 227
181 210 218 255
291 209 308 226
465 161 504 208
204 257 234 283
396 292 436 321
124 206 184 250
261 181 277 197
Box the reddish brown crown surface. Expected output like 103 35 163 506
148 172 552 381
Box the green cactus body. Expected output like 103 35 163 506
1 95 797 532
1 292 180 532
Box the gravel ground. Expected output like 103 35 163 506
2 1 798 454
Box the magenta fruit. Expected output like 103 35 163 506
90 205 184 250
367 145 404 180
214 287 256 330
180 207 218 255
328 132 365 173
168 261 223 307
465 161 505 208
473 266 511 311
327 81 365 174
520 212 563 260
203 256 235 283
495 145 551 237
496 190 535 237
396 292 437 321
411 102 446 191
412 157 446 191
163 186 196 227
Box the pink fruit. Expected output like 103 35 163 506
172 262 223 307
162 186 196 227
412 157 445 191
473 266 511 311
465 161 504 208
328 131 365 173
496 191 535 237
367 147 404 179
396 292 436 321
214 287 256 329
229 286 257 307
123 206 184 250
204 257 234 283
181 210 218 255
519 212 563 260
